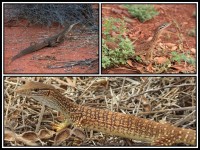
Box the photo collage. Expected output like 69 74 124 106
2 2 197 147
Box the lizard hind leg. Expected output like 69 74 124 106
49 41 59 47
43 39 57 47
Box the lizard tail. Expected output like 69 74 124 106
11 53 23 62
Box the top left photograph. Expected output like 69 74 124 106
3 3 99 74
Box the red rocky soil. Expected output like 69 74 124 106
102 4 196 74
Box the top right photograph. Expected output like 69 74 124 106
102 4 196 74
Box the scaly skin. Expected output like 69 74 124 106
11 41 49 62
11 22 79 62
16 81 196 146
135 22 171 61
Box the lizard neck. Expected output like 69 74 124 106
149 29 162 47
150 22 170 47
58 22 79 37
46 90 78 115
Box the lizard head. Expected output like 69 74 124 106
16 81 63 110
16 81 55 96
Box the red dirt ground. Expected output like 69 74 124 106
102 4 196 74
4 13 98 74
4 24 98 74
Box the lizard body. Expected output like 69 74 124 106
16 81 196 146
11 22 79 62
11 41 49 62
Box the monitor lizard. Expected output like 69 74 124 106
132 22 171 64
16 81 196 146
11 21 80 63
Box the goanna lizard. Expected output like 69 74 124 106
11 21 80 62
16 81 196 146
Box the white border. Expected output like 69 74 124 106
2 2 198 148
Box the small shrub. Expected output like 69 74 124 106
171 51 195 65
188 28 196 37
102 18 134 69
124 4 159 22
192 11 196 17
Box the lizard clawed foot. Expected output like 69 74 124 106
51 120 71 132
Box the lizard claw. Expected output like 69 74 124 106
51 120 71 132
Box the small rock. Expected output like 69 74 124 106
154 57 169 64
124 17 135 23
165 43 176 48
190 48 196 54
171 46 178 51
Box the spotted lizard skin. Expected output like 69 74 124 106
16 82 196 146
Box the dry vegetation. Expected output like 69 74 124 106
4 77 196 146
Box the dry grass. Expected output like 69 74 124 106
3 77 196 146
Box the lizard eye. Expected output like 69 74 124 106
33 89 39 92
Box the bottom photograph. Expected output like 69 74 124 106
3 77 196 147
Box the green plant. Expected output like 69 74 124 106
124 4 159 22
188 28 196 37
103 17 127 42
192 11 196 17
171 51 195 65
102 18 134 69
135 55 142 62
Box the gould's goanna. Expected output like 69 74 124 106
11 22 80 62
16 81 196 146
133 22 171 63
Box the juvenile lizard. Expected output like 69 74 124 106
11 22 80 62
16 81 196 146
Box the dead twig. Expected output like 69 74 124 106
136 106 196 115
123 83 195 102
